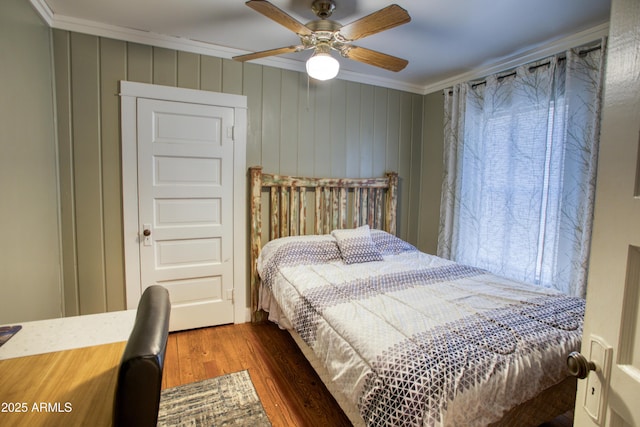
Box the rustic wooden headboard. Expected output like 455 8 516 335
249 166 398 321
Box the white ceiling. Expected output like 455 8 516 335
31 0 611 94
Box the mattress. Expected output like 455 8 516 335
257 228 584 426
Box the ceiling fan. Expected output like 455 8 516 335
232 0 411 80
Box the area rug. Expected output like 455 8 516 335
158 369 271 426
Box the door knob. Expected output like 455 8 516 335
567 351 596 379
143 228 151 236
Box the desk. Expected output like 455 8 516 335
0 310 136 360
0 341 126 427
0 311 136 426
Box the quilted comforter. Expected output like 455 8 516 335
257 229 584 426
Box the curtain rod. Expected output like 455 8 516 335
447 45 602 93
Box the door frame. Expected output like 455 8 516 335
119 81 248 323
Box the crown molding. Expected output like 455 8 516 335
30 0 54 26
420 22 610 95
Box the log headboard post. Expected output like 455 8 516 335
385 171 398 236
248 166 399 322
249 166 264 322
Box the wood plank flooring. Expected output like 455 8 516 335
162 321 352 426
161 322 573 427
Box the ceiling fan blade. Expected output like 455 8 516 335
233 45 304 62
344 46 408 72
339 4 411 41
246 0 313 36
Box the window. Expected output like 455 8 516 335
439 43 605 297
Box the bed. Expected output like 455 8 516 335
249 166 582 426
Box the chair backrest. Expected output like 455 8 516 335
113 285 171 427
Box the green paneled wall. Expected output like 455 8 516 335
52 30 427 316
0 0 61 324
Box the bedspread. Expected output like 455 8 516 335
257 231 584 426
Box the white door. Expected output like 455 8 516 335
137 98 235 331
572 0 640 424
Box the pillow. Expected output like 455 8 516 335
257 234 343 292
257 234 340 276
370 229 418 255
331 225 383 264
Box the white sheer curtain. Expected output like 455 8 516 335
438 40 606 297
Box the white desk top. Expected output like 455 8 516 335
0 310 136 360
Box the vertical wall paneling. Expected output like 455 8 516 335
153 47 177 86
359 85 375 177
297 75 316 174
373 87 388 177
70 33 107 314
386 90 401 173
313 81 332 177
418 92 446 254
397 92 414 240
222 59 243 95
51 29 427 316
0 0 62 323
280 70 300 176
127 43 153 83
330 79 347 177
100 38 127 311
406 94 424 246
345 82 361 177
53 30 79 316
261 66 282 172
177 51 200 89
201 56 223 92
244 63 263 168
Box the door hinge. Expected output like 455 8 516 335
226 288 234 302
227 126 235 141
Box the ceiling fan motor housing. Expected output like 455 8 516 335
312 0 336 19
301 21 346 52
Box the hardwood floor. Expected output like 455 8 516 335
539 412 573 427
162 321 351 426
162 321 574 427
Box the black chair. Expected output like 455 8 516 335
113 285 171 427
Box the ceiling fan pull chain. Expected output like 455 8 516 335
306 74 311 111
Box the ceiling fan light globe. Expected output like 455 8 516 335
306 53 340 80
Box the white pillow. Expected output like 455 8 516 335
331 225 383 264
370 229 417 255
